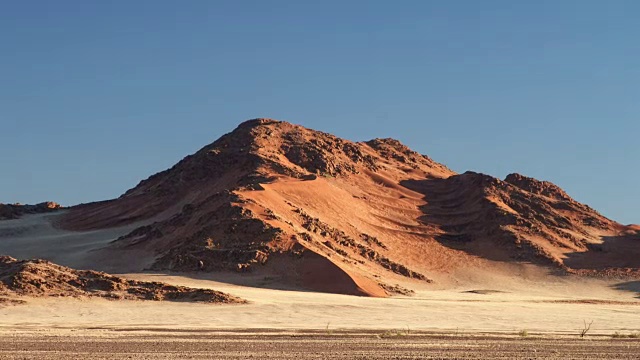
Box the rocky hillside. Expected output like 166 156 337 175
0 256 243 303
402 172 634 270
57 119 639 296
0 202 61 220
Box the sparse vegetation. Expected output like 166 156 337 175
612 331 640 339
580 320 594 338
518 329 529 337
377 328 410 339
324 322 333 335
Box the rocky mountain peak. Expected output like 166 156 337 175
504 173 571 201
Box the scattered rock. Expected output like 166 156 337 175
0 256 245 304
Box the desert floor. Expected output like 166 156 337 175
1 272 639 332
0 213 639 358
1 274 639 359
1 331 640 359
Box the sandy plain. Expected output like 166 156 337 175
0 213 639 358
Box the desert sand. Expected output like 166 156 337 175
2 273 638 334
0 212 638 335
0 268 639 358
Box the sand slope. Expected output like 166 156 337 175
0 270 638 334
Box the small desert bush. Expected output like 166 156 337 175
377 329 409 339
324 322 333 335
518 330 529 337
580 320 593 338
612 331 640 339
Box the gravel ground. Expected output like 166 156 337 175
1 332 639 359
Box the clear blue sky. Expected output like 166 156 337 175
1 1 638 224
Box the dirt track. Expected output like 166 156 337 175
1 332 639 359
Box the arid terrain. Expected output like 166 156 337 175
1 119 639 358
0 266 639 358
2 331 640 359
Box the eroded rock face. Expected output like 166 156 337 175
0 256 244 303
504 173 571 201
0 202 62 220
280 131 380 176
365 138 441 171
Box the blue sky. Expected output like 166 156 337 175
1 1 638 224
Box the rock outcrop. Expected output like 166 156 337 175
0 202 61 220
0 256 244 304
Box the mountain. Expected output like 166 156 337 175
58 119 640 296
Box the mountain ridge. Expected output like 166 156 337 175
53 118 639 296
